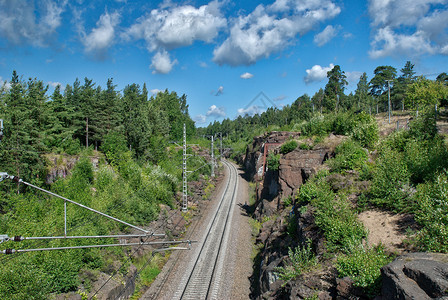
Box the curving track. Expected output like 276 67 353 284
171 160 239 300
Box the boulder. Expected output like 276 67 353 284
381 252 448 299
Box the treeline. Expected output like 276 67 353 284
0 71 210 298
199 61 448 142
0 70 195 186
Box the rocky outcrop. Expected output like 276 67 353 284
278 148 330 199
44 153 102 184
381 252 448 299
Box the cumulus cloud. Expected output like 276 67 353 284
125 1 226 50
240 72 254 79
304 63 334 84
124 0 226 72
81 11 120 60
237 105 266 116
150 50 178 74
0 0 67 47
206 105 226 117
314 25 340 46
213 0 341 66
368 0 448 58
194 114 207 124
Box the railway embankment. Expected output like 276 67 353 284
242 130 448 299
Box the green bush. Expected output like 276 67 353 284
300 114 331 137
280 140 298 154
296 173 366 252
350 112 379 149
327 139 368 173
267 152 280 171
101 131 128 165
275 239 317 285
336 245 392 297
369 146 413 212
413 172 448 252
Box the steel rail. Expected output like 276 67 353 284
177 160 238 300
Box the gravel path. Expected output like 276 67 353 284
141 161 252 299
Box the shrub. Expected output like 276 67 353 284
369 146 413 212
413 172 448 252
267 152 280 171
327 139 368 173
350 112 379 149
336 245 393 297
275 240 317 285
280 140 298 154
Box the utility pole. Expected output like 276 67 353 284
211 135 215 177
0 119 3 143
182 124 188 212
386 80 392 124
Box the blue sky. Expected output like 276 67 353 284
0 0 447 126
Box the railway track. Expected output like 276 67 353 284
170 160 239 300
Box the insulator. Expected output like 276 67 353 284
13 236 22 242
5 249 14 255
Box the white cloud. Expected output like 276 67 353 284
150 88 162 95
215 86 224 96
304 63 334 84
213 0 341 66
150 50 178 74
199 61 208 68
206 105 226 117
81 11 120 60
124 0 226 73
0 0 67 47
47 81 63 89
126 0 226 50
368 0 448 58
0 77 11 90
314 25 340 46
237 105 266 116
240 72 254 79
369 27 436 58
194 114 207 124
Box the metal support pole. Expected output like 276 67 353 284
64 200 67 237
220 133 223 161
211 135 215 177
0 119 3 142
182 124 188 212
386 80 392 124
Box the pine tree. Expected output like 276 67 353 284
323 65 348 112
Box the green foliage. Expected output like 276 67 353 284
275 240 317 285
101 131 128 165
350 112 379 149
369 146 413 212
413 172 448 252
267 152 280 171
297 173 366 251
336 245 392 296
300 114 332 137
280 140 298 154
328 139 368 172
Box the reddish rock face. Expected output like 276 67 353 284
278 149 330 198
